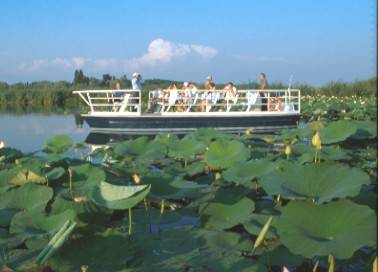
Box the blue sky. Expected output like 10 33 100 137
0 0 376 84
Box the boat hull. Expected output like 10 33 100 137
82 113 300 133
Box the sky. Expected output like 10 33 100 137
0 0 376 85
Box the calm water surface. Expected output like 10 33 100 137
0 114 90 152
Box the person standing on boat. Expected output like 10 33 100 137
259 73 268 111
132 72 143 90
204 75 213 89
131 72 143 111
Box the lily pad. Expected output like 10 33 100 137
204 140 250 169
259 163 370 203
275 199 377 259
43 135 74 154
320 120 357 144
9 209 76 241
90 181 151 210
223 160 277 184
0 183 53 211
200 186 255 229
168 137 206 160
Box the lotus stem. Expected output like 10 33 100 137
312 260 319 272
184 159 187 168
128 208 132 236
68 167 73 192
45 175 49 187
144 198 148 212
328 255 335 272
160 199 165 215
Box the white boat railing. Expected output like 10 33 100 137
73 89 141 114
73 89 300 115
148 89 300 114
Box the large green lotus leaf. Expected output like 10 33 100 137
68 163 105 194
50 190 112 225
189 128 233 144
90 181 151 210
168 137 206 160
136 140 167 162
141 174 207 199
0 208 18 227
320 120 357 144
293 143 351 162
0 157 47 186
259 163 370 203
46 167 65 181
111 136 149 157
9 209 76 241
0 183 53 211
200 186 255 229
350 120 377 140
258 246 304 267
43 135 74 154
48 229 139 272
275 199 377 259
0 248 39 271
0 147 23 163
204 140 250 169
223 159 277 184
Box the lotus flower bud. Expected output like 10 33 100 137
81 265 89 272
284 145 292 158
132 174 141 184
245 128 253 136
312 131 321 150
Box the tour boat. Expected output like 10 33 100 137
73 88 300 133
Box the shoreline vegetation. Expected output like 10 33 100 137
0 70 376 114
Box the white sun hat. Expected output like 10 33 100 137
183 82 189 87
132 72 139 78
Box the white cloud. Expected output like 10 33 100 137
17 38 218 73
19 57 86 71
125 38 218 70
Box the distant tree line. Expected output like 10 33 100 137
0 69 376 114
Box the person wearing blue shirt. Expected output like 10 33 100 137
132 72 143 90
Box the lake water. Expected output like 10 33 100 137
0 114 90 152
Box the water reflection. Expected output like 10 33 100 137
0 114 90 152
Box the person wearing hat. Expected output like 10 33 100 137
204 75 213 90
132 72 143 90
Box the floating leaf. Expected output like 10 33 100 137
204 140 250 168
90 181 151 210
260 163 370 203
9 209 76 242
168 137 206 160
43 135 74 154
320 120 357 144
223 160 277 184
200 186 255 229
0 183 53 211
275 199 376 259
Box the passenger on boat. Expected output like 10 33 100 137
204 75 213 89
132 72 143 90
200 82 216 112
114 82 123 101
259 73 268 111
224 82 238 99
